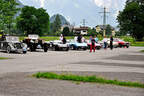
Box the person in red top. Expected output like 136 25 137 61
90 36 96 52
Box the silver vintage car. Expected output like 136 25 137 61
0 35 27 54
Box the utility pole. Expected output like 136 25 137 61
99 7 110 37
81 19 87 27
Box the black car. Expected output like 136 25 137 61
23 34 50 52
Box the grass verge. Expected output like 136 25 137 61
131 42 144 47
0 57 11 60
140 50 144 52
33 72 144 88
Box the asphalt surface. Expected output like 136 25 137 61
0 47 144 96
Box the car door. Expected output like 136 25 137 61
2 41 8 50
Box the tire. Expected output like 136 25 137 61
44 44 48 52
126 45 129 48
23 51 27 54
66 48 69 51
44 48 48 52
83 47 87 50
55 46 59 51
6 46 11 53
96 47 101 50
71 45 76 50
119 44 122 48
30 45 35 52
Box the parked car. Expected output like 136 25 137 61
68 40 88 50
86 40 102 50
107 39 119 48
101 38 119 48
0 35 27 53
23 34 50 52
114 38 130 48
49 40 69 51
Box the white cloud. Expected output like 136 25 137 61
40 0 45 7
93 0 115 9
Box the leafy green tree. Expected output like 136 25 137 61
87 28 97 36
17 6 50 36
106 24 112 36
62 27 70 36
117 2 144 40
50 14 61 35
0 0 19 34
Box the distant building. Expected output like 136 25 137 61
61 24 73 32
72 26 89 35
95 25 116 36
95 25 105 33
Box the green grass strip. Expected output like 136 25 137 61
33 72 144 88
140 50 144 52
0 57 11 60
131 42 144 47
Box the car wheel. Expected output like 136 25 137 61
55 46 59 51
71 45 76 50
83 47 87 50
119 44 122 48
96 47 101 50
6 46 11 53
23 51 27 54
126 45 129 48
44 48 48 52
65 47 69 51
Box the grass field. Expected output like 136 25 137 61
0 57 11 60
140 50 144 52
131 42 144 47
34 72 144 88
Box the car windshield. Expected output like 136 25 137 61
6 36 19 42
28 35 39 39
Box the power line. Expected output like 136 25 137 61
99 7 110 37
81 19 88 27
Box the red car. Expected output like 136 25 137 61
114 39 130 48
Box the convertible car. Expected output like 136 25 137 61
114 38 130 48
23 34 50 52
68 40 88 50
49 40 69 51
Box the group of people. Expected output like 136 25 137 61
89 35 114 52
102 36 113 50
59 34 114 52
74 35 85 43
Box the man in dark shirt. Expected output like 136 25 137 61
90 36 96 52
110 36 113 50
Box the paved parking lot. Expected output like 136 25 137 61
0 47 144 96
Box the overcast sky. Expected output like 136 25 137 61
19 0 127 27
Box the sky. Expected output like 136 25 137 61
19 0 127 27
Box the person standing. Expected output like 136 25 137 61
90 36 96 52
62 36 67 44
110 36 113 50
102 36 108 50
95 35 99 43
59 34 63 41
77 35 82 43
